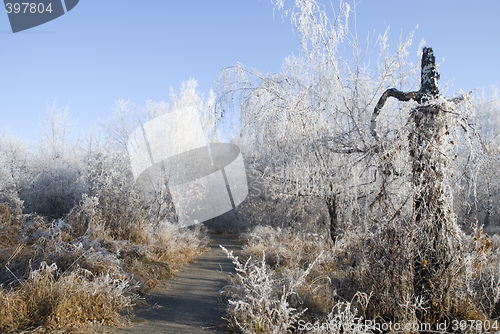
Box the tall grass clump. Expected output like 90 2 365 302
0 262 133 333
241 225 330 269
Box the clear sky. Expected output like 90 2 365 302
1 1 499 145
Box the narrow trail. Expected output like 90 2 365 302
108 233 242 334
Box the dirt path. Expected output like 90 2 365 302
107 234 242 334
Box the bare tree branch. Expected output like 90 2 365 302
448 88 477 104
370 88 421 141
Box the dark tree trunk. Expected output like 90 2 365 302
326 195 338 243
484 181 492 228
410 47 443 226
419 47 440 98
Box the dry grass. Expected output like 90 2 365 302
224 224 500 333
241 225 331 269
0 287 27 332
120 222 208 292
0 196 208 333
0 262 133 333
0 203 22 248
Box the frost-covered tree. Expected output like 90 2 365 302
39 102 76 156
215 0 421 240
19 104 83 219
101 99 136 154
169 79 218 142
101 80 218 227
0 133 28 211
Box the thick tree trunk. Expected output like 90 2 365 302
410 48 457 323
411 48 442 225
372 47 458 323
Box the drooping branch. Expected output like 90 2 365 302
370 48 441 142
370 88 421 141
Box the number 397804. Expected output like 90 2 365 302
5 3 54 14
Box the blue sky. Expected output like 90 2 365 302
1 1 499 145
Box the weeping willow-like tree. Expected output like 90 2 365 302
215 0 422 240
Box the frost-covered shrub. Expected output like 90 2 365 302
68 149 164 239
222 245 321 334
0 203 22 249
71 148 181 243
453 90 500 230
297 297 371 334
223 226 357 333
342 221 500 323
20 150 85 219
